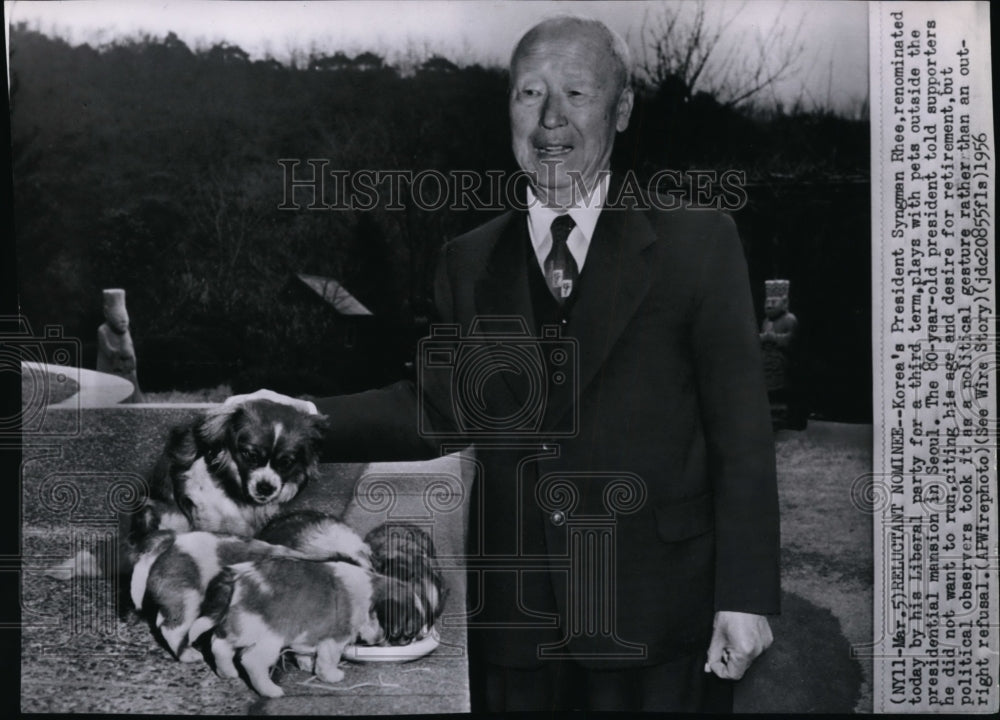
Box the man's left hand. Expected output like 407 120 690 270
704 611 773 680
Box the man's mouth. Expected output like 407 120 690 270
535 144 573 157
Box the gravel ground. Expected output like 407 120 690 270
761 421 874 713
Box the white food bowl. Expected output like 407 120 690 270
343 628 441 664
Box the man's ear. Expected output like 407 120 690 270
616 86 634 133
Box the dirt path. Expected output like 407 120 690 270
736 421 874 713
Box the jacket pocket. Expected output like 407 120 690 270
653 492 714 542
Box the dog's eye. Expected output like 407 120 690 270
240 447 260 463
273 455 294 471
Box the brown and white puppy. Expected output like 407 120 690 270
188 557 423 698
363 523 447 641
256 510 372 570
127 400 328 549
256 515 444 644
129 530 303 662
131 513 375 664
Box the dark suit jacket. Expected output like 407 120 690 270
315 189 780 669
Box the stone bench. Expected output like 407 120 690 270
20 405 471 715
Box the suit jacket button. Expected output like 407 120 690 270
550 510 565 526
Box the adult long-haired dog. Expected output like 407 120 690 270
188 557 423 697
127 400 328 548
47 400 327 584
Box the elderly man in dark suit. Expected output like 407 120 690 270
232 14 778 712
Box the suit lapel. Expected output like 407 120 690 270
542 202 658 432
473 209 539 415
473 208 536 325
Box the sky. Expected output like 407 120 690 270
5 0 869 113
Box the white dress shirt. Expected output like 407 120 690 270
525 174 609 275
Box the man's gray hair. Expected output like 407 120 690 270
510 15 632 91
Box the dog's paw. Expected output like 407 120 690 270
216 664 240 679
178 647 202 663
316 665 344 684
257 684 285 699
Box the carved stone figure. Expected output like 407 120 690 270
97 288 143 402
760 279 802 429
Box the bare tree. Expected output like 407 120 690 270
637 0 805 109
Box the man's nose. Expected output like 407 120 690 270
541 94 567 129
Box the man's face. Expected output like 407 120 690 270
509 26 633 203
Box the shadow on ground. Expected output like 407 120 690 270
736 590 864 713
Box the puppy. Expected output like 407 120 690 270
127 400 328 549
363 523 447 641
188 557 422 697
129 530 303 662
257 510 372 570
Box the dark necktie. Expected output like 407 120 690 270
544 214 578 304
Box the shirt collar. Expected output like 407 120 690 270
525 173 609 247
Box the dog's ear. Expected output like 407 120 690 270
305 413 329 452
165 424 198 468
195 404 244 449
301 414 330 482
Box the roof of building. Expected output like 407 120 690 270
294 273 373 316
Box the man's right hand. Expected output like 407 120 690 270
224 388 319 415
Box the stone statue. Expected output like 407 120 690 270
760 279 802 428
97 288 144 402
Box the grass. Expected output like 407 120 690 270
140 384 233 403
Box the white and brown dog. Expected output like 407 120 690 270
363 523 446 642
48 400 327 585
188 557 423 697
129 530 304 662
127 400 328 547
257 514 445 643
256 509 373 569
131 512 373 663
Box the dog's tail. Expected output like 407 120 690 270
129 530 177 611
188 566 237 643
